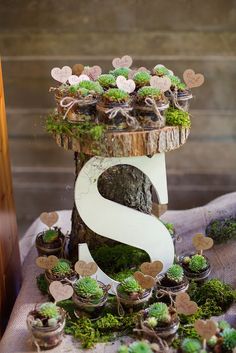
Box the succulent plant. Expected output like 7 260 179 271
110 67 131 79
137 86 162 100
51 259 72 276
146 317 158 328
133 71 151 86
119 276 142 294
188 255 208 273
78 80 103 94
168 74 187 90
207 335 218 347
103 88 129 103
38 302 60 319
42 229 59 244
97 74 116 88
181 338 202 353
127 341 154 353
221 327 236 350
48 317 58 327
166 264 184 283
153 65 169 76
69 85 90 96
74 277 104 300
165 107 191 128
147 302 170 324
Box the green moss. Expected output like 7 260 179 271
153 65 169 76
137 86 162 99
97 74 116 88
119 276 141 294
38 302 60 319
103 88 129 102
162 221 175 236
166 264 184 283
133 71 151 86
36 273 49 295
110 67 131 79
74 277 104 301
42 229 59 243
165 107 191 128
206 217 236 244
111 268 135 282
51 259 72 276
188 255 208 273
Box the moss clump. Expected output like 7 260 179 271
162 221 175 236
165 107 191 128
188 255 208 273
111 268 135 282
42 229 59 243
74 277 103 301
51 259 72 276
221 328 236 351
36 273 49 294
181 338 202 353
147 302 170 324
119 276 141 294
103 88 129 103
110 67 131 79
166 264 184 283
97 74 116 88
38 302 60 319
133 71 151 86
153 65 169 76
206 217 236 244
137 86 162 100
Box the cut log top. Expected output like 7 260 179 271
53 126 190 157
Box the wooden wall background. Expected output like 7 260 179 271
0 0 235 236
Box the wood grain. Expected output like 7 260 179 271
0 59 21 336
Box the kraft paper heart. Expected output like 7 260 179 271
192 233 214 251
83 66 102 80
75 260 98 276
175 293 198 315
40 212 59 228
150 76 171 92
116 75 135 93
112 55 133 68
134 271 155 289
49 281 74 302
51 66 72 83
183 69 204 88
72 63 84 76
68 74 90 86
140 261 163 277
36 255 59 270
194 319 217 340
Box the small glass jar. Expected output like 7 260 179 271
35 230 65 257
134 100 169 130
180 254 211 284
116 285 152 313
156 275 189 304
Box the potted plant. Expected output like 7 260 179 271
166 74 192 112
27 302 66 349
35 227 65 257
45 258 77 285
109 67 131 79
97 88 137 131
116 276 152 313
138 302 179 343
72 276 109 319
180 338 203 353
153 65 170 77
180 254 211 283
134 86 169 129
156 264 189 301
133 71 152 89
97 74 116 89
118 340 159 353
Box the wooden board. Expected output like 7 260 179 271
53 126 190 157
0 59 21 336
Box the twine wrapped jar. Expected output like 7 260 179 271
45 258 78 286
134 86 169 129
35 227 65 257
179 254 211 284
166 75 193 112
97 88 138 131
27 303 66 350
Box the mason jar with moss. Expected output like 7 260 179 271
45 258 77 285
55 80 103 123
134 86 169 129
96 88 138 131
35 227 65 257
166 75 193 112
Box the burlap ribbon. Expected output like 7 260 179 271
60 95 96 120
105 106 139 130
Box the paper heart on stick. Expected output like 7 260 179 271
175 292 198 315
51 66 72 83
75 260 98 276
83 66 102 80
36 255 59 270
134 271 155 289
40 212 58 228
150 76 171 92
192 233 214 251
194 319 217 340
72 63 84 76
116 75 135 93
183 69 204 88
140 261 163 277
49 281 74 302
68 74 90 86
112 55 133 68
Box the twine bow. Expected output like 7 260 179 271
60 95 95 120
105 106 139 130
145 97 165 123
168 88 187 112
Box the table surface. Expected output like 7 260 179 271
1 193 236 353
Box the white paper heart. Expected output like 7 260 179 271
49 281 74 302
51 66 72 83
116 75 135 93
150 76 171 92
112 55 133 68
83 66 102 80
68 74 90 86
